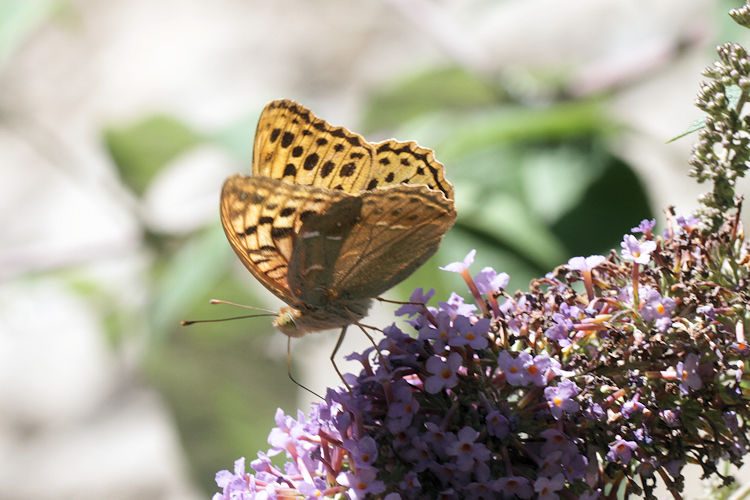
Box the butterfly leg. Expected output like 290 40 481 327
353 322 392 372
286 336 324 400
376 296 436 327
331 326 351 391
376 296 427 307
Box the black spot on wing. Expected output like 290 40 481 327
283 164 297 177
271 227 294 238
300 210 316 222
321 161 335 178
340 163 356 177
304 153 319 170
237 226 257 237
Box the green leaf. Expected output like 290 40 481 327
667 85 740 143
436 99 612 162
551 152 652 256
666 116 705 143
442 142 601 271
361 65 501 133
380 96 647 275
103 114 204 196
458 189 568 271
727 83 742 107
521 144 606 224
148 224 233 343
209 112 260 166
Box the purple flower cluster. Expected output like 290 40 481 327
213 204 750 499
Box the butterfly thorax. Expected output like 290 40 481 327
273 299 372 338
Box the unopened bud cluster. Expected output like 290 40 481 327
690 36 750 228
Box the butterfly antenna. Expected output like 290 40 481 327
181 299 278 325
181 299 278 326
181 313 275 326
286 336 324 400
208 299 275 314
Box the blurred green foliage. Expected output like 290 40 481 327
104 115 204 196
367 66 649 295
147 257 295 493
101 111 298 492
98 64 652 494
361 66 502 132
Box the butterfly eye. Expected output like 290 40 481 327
285 312 297 327
273 307 302 336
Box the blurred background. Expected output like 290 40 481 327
1 0 748 498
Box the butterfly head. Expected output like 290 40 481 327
273 300 372 337
273 307 307 338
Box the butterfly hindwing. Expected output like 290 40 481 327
285 195 364 307
288 184 456 303
253 99 374 192
335 185 456 298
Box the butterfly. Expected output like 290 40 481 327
219 99 456 338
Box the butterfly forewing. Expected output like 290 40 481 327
288 184 456 302
253 100 374 192
220 175 349 305
368 139 455 200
